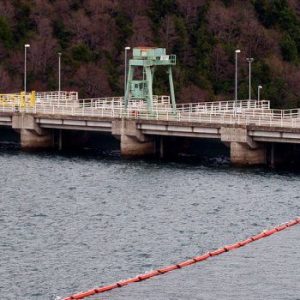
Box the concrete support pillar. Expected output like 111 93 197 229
121 134 155 157
113 119 155 158
221 126 266 166
270 143 275 168
230 142 266 166
20 129 54 150
13 114 54 150
159 136 164 159
58 130 63 151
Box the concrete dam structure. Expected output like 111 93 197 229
0 92 300 167
1 47 300 167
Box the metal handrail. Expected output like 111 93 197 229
177 100 270 112
1 93 300 128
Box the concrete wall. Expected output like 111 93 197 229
20 129 54 150
121 134 156 157
230 142 266 166
12 114 54 150
3 113 300 167
221 126 267 166
115 120 156 158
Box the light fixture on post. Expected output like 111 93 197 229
234 49 241 118
24 44 30 94
58 52 62 93
258 85 263 101
58 52 62 105
235 49 241 102
124 46 131 98
246 57 254 100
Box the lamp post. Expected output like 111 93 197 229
124 47 131 97
58 52 62 93
58 52 62 105
258 85 263 101
24 44 30 93
235 49 241 101
246 57 254 100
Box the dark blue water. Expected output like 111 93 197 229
0 149 299 300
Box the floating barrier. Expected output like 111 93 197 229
61 217 300 300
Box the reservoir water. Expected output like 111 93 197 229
0 146 299 300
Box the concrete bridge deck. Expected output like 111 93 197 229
1 112 300 145
1 93 300 166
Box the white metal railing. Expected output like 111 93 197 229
0 92 35 107
177 99 270 113
1 94 300 128
79 95 171 109
0 92 270 114
36 91 78 103
0 91 78 107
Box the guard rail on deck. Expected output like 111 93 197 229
36 91 78 103
78 98 270 113
0 92 270 112
177 99 270 113
0 100 299 128
0 91 78 107
0 92 35 107
67 95 170 108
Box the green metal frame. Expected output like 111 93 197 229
124 47 176 114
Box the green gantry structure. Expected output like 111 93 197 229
124 47 177 113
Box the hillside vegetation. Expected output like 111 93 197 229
1 0 300 107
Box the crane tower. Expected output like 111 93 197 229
124 47 176 113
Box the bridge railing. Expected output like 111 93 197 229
78 95 171 109
0 91 270 113
1 95 300 128
74 98 271 116
28 101 300 127
36 91 78 104
122 107 300 128
0 92 36 108
0 91 78 107
176 100 270 113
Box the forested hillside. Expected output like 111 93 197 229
1 0 300 107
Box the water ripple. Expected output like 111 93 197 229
0 151 299 299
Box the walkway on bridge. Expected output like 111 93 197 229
1 91 299 129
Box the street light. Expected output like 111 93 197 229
234 49 241 118
58 52 62 93
246 57 254 100
24 44 30 93
124 46 131 97
234 49 241 101
258 85 263 101
58 52 62 106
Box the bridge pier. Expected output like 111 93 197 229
121 134 155 157
20 129 54 150
12 114 54 150
113 119 156 158
58 129 63 151
221 126 267 166
159 136 164 159
230 142 266 166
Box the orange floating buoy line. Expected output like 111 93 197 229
60 217 300 300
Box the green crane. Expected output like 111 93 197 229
124 47 177 114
